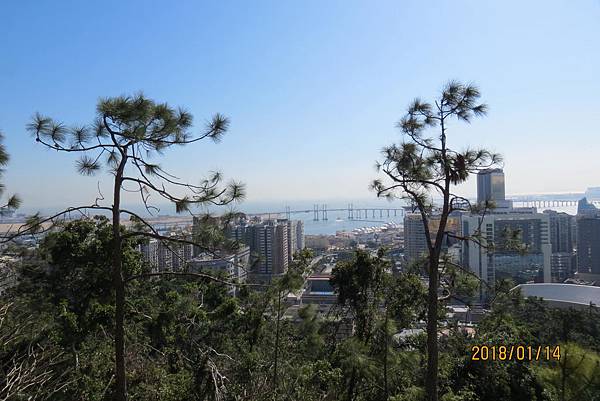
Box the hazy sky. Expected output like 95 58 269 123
1 0 599 212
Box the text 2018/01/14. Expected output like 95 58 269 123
470 345 561 361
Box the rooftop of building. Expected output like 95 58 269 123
514 283 600 307
308 275 332 280
477 168 504 175
577 197 600 217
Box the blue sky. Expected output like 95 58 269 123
1 0 600 212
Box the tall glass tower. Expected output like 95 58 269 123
477 168 506 205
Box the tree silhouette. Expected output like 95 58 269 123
0 131 20 214
14 94 243 400
372 81 501 401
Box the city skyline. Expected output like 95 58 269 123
2 1 600 211
3 3 600 400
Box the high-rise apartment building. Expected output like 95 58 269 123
139 239 159 272
285 219 305 263
156 241 174 271
189 246 251 295
462 211 552 298
170 242 194 271
550 253 574 282
225 218 304 276
190 246 250 280
544 210 574 253
577 197 599 217
576 198 600 275
576 217 600 274
543 210 575 281
403 213 461 266
296 220 305 252
256 221 288 274
138 237 194 272
404 213 428 265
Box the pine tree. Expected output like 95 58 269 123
372 81 500 401
17 94 243 400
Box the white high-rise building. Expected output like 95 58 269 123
139 239 159 272
170 242 194 271
189 246 251 295
138 238 194 272
296 220 305 250
285 219 305 263
225 219 305 276
404 213 428 265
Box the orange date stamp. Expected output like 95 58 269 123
470 345 561 361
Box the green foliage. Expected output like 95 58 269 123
372 82 500 206
27 94 244 209
536 343 600 401
331 249 390 341
297 304 325 353
0 300 73 400
23 93 248 401
371 82 504 401
17 217 144 345
0 130 21 213
438 292 600 401
328 249 429 401
4 218 600 401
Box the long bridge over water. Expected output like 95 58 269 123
145 196 599 230
247 204 407 222
2 197 595 234
249 198 600 222
511 200 580 208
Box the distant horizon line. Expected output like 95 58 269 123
11 191 592 216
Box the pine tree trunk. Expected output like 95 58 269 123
112 157 127 401
425 255 439 401
346 368 357 401
273 290 282 395
383 308 389 401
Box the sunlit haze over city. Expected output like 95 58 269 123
2 2 600 401
2 1 600 213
